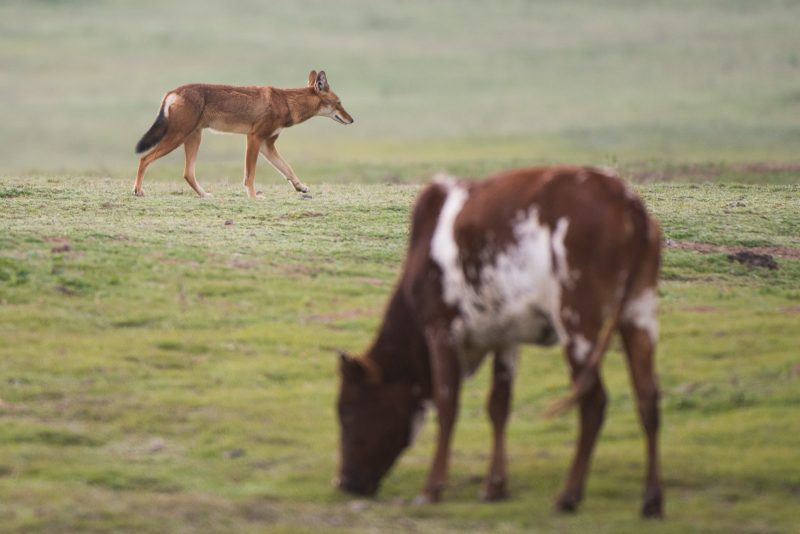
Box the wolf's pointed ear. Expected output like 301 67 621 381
308 70 318 88
314 70 329 93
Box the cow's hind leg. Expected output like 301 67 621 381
555 333 608 513
481 346 517 501
620 320 663 518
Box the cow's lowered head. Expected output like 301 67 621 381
336 351 425 496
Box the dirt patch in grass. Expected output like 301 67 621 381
666 240 800 260
727 251 779 270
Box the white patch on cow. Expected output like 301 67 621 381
571 334 592 364
163 93 177 118
430 181 568 375
409 401 432 445
430 181 469 305
622 287 659 343
561 306 580 327
551 217 572 286
592 165 618 178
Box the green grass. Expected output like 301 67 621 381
1 175 798 533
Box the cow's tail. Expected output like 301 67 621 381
545 190 651 418
135 105 168 154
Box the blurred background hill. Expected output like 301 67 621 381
1 0 799 176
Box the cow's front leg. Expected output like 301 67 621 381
481 346 517 501
414 328 462 504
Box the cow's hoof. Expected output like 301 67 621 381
294 183 310 193
133 189 144 197
480 480 508 502
554 492 581 514
641 493 663 519
411 494 431 506
412 489 441 506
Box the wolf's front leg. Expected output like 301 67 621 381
260 138 310 193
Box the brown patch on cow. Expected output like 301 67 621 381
666 240 800 260
727 251 779 270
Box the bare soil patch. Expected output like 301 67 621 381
727 251 779 270
666 240 800 260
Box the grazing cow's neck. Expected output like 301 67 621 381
366 286 432 397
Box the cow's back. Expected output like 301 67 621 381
406 166 654 375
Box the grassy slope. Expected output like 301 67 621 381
1 0 800 173
1 176 798 533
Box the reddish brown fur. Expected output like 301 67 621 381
133 70 353 198
337 165 663 517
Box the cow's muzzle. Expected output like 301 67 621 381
336 474 379 496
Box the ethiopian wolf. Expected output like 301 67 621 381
133 70 353 198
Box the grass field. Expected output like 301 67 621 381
2 0 800 532
1 175 798 533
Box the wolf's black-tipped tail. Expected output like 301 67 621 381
135 107 168 154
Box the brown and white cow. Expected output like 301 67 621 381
336 166 663 517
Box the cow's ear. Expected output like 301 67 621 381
338 352 382 385
308 70 318 88
338 351 363 382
